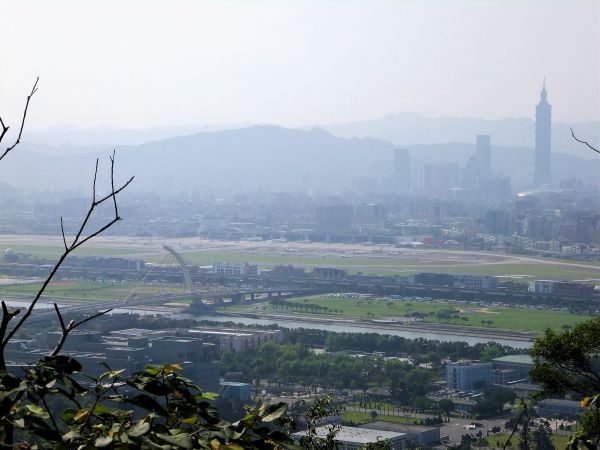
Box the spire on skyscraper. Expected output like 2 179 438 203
534 79 552 186
540 78 547 102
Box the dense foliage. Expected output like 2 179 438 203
0 358 295 449
285 329 516 362
530 317 600 449
220 341 435 398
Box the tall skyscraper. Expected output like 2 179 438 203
393 148 410 194
534 81 552 186
476 134 492 185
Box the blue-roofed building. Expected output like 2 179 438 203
219 382 251 402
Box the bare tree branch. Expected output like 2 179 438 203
51 304 112 356
502 400 529 450
0 301 21 368
0 77 39 161
1 154 133 348
60 217 68 251
571 127 600 154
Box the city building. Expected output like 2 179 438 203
213 262 259 276
355 203 387 226
189 327 283 353
446 361 492 391
492 355 533 385
453 274 499 290
293 425 407 450
394 149 411 194
313 267 347 279
421 164 436 191
219 382 251 402
476 135 492 186
414 272 454 287
534 81 552 186
360 422 440 446
527 280 595 296
271 265 306 277
536 399 585 419
316 204 354 231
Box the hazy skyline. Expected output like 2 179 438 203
1 0 599 131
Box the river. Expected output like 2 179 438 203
5 299 532 349
189 314 533 349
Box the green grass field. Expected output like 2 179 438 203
285 296 590 333
0 280 189 301
7 239 600 282
342 411 420 426
171 250 600 281
1 243 154 259
494 431 571 450
417 263 600 282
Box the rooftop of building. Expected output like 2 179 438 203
447 360 491 367
190 327 281 336
361 421 440 433
293 426 406 444
538 398 583 407
493 355 533 365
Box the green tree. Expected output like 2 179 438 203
531 423 555 450
438 398 455 420
530 315 600 450
530 316 600 397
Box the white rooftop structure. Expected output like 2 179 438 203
293 425 406 450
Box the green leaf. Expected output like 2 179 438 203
62 430 82 442
259 403 288 422
73 409 89 422
157 432 193 449
127 394 167 415
39 355 82 374
128 420 151 437
199 392 219 401
95 435 114 448
61 408 75 423
25 404 48 417
180 417 198 425
11 418 25 429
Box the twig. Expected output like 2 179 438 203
0 302 21 369
2 154 133 347
60 217 68 251
0 77 39 161
50 305 113 356
571 128 600 154
502 400 529 450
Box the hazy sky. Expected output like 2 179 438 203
1 0 599 130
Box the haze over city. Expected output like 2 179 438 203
2 0 600 131
1 2 600 449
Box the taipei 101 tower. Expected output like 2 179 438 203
534 80 552 186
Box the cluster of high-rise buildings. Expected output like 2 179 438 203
391 82 554 197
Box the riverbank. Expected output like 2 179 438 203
205 311 534 348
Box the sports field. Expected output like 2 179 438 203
285 296 590 333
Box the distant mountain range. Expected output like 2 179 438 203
4 122 598 195
321 112 600 159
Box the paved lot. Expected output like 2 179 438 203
440 416 510 445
